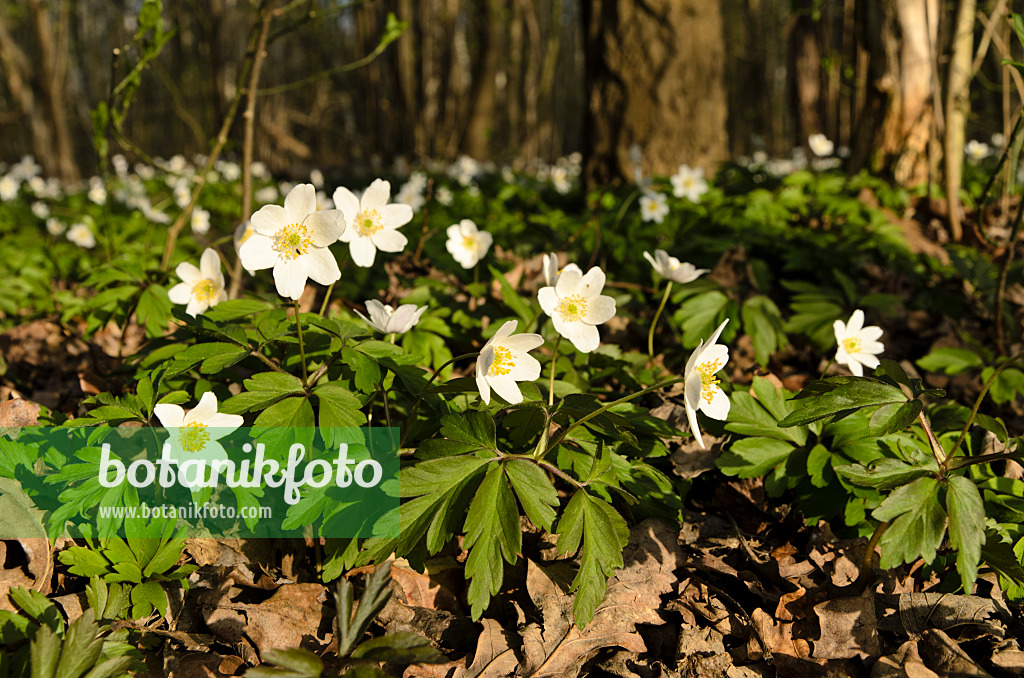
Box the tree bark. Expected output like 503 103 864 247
27 0 79 182
582 0 729 186
849 0 939 189
944 0 976 242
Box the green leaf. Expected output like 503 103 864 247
439 413 497 451
256 648 323 678
779 378 907 428
916 347 983 375
54 610 104 678
868 400 922 437
741 295 787 367
835 459 931 490
505 459 558 532
314 383 367 428
973 413 1009 443
718 437 794 478
555 492 629 627
463 465 521 619
724 382 806 445
678 291 730 349
396 456 490 555
253 397 315 428
130 581 168 618
204 299 273 321
244 371 305 395
874 358 912 387
489 265 534 325
350 631 445 664
946 475 985 592
874 477 945 568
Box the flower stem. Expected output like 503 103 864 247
648 280 673 358
548 334 562 407
294 300 308 385
399 352 480 448
319 282 335 316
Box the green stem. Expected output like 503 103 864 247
502 453 586 490
545 375 688 459
319 282 335 316
399 352 480 448
947 349 1024 462
294 300 308 385
648 280 673 358
548 335 562 407
948 450 1024 471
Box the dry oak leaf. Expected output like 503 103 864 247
0 477 53 612
520 519 682 678
201 582 330 656
870 640 938 678
812 591 881 660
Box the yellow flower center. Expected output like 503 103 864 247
462 235 477 250
697 359 723 404
273 222 312 260
842 337 862 354
557 294 588 322
192 278 217 303
180 422 210 453
487 345 515 377
356 208 383 236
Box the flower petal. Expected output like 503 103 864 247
555 267 582 297
502 333 545 353
349 236 377 267
199 249 221 279
154 403 185 428
560 320 599 353
538 287 559 315
361 179 391 209
251 204 287 236
168 282 192 305
371 228 407 253
507 353 541 381
305 209 346 245
684 400 704 450
302 246 341 285
488 376 524 405
701 387 730 420
239 235 278 272
584 295 616 325
846 309 864 335
175 261 201 284
284 183 316 222
273 258 308 300
380 204 413 229
185 392 219 425
476 374 492 405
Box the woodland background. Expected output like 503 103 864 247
0 0 1019 201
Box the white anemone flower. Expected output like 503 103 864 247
67 222 96 249
833 309 884 377
643 250 708 284
684 319 731 450
808 133 835 157
670 165 708 202
191 207 211 235
965 140 990 163
542 253 582 288
639 192 669 223
356 300 428 335
333 178 412 267
475 320 544 405
154 392 243 489
538 266 617 353
168 248 228 317
446 219 493 269
238 183 345 300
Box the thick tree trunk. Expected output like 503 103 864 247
849 0 939 189
944 0 976 242
582 0 729 186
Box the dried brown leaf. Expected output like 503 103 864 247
812 592 880 660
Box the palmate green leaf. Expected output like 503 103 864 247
874 477 945 569
677 290 730 349
464 465 521 619
946 475 985 592
779 377 907 428
724 379 806 445
314 382 367 429
741 295 787 367
718 437 795 478
916 347 983 375
555 491 629 627
351 631 446 664
868 400 922 437
439 412 498 451
253 396 314 428
204 299 274 322
395 456 491 556
834 458 932 490
130 581 168 618
505 459 558 532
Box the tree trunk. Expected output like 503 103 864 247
944 0 976 242
582 0 729 186
27 0 79 183
849 0 939 189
